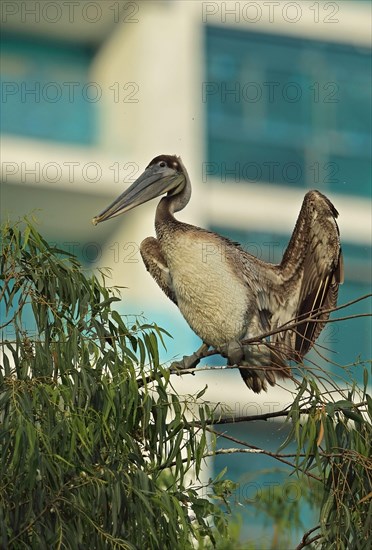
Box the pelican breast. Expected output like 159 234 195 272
159 227 250 348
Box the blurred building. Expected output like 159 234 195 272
1 1 371 546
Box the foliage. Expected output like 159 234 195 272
281 373 372 549
0 220 232 549
208 368 372 549
1 220 371 549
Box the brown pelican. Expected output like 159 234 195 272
93 155 343 393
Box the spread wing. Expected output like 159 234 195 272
140 237 178 305
276 190 344 360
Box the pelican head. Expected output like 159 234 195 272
92 155 187 225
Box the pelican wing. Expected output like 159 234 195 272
277 190 343 360
140 237 178 305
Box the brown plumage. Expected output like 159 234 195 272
93 155 343 393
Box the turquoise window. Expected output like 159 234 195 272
1 34 96 144
205 27 371 197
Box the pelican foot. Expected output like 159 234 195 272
170 353 200 372
220 340 244 365
170 343 210 372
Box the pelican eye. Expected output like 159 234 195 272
159 161 167 168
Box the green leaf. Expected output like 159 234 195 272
341 408 364 423
22 225 31 249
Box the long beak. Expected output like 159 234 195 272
92 166 183 225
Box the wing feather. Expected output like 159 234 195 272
140 237 178 305
278 190 343 360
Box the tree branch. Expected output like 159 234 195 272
135 295 371 388
207 426 322 481
196 400 367 427
197 407 298 426
294 525 322 550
